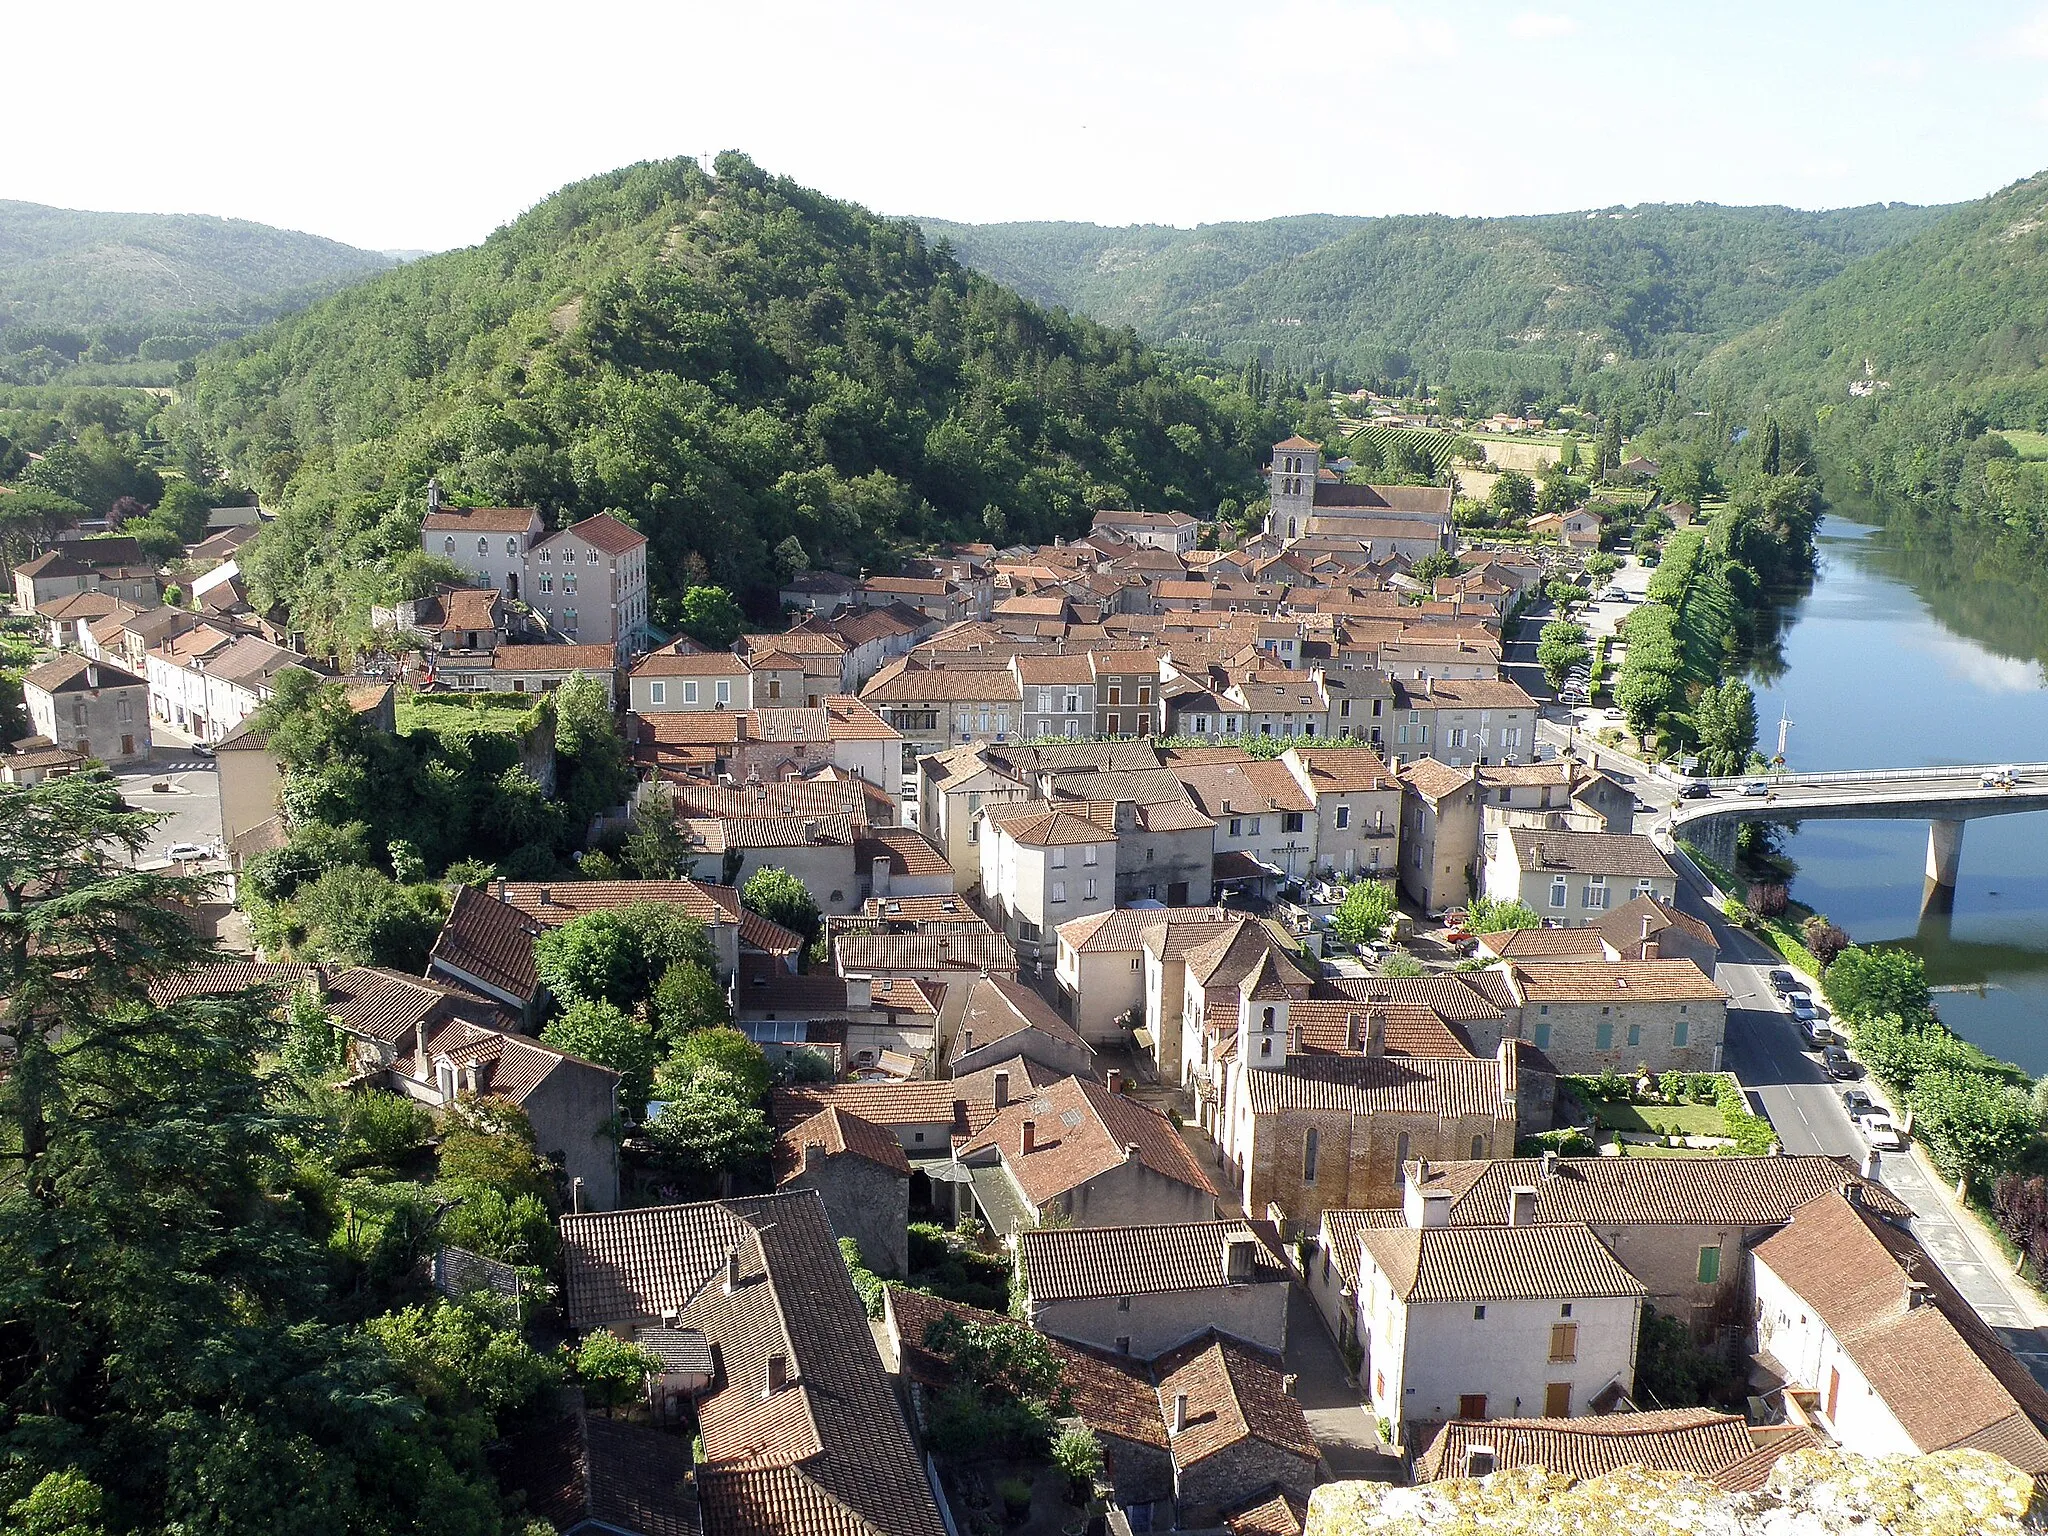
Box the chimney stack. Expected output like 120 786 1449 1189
1224 1234 1256 1284
1021 1119 1036 1156
960 1027 974 1055
1124 1142 1141 1163
993 1069 1010 1109
1541 1149 1559 1179
571 1177 586 1214
493 876 507 902
1641 940 1659 961
85 663 99 690
871 854 891 897
846 975 871 1011
1105 1067 1123 1095
803 819 819 843
662 1307 679 1328
1861 1147 1882 1181
724 1247 742 1294
539 886 553 906
1904 1280 1931 1311
765 1354 789 1396
1171 1392 1189 1435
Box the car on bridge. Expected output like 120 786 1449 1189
1982 767 2016 789
1680 781 1713 799
1741 779 1772 797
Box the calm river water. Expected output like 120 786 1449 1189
1747 514 2048 1072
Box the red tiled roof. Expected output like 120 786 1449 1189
957 1076 1216 1202
422 505 539 532
775 1105 912 1181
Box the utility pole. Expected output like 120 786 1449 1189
1774 707 1793 770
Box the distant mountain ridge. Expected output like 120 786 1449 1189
919 203 1951 383
0 199 394 333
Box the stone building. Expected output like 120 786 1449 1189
1015 1220 1292 1358
774 1104 911 1277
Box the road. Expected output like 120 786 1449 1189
1668 848 2048 1387
113 749 223 866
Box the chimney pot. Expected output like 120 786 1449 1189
993 1068 1010 1109
1171 1392 1189 1435
1021 1119 1037 1155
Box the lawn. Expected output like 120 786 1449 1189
2001 428 2048 460
396 691 549 737
1589 1101 1729 1138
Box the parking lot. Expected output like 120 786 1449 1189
113 749 223 867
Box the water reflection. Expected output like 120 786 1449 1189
1745 509 2048 1072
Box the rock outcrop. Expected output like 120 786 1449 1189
1305 1448 2037 1536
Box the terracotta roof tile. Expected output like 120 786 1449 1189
1415 1408 1757 1485
774 1105 912 1181
1018 1221 1288 1302
1359 1221 1644 1305
429 884 542 1002
1155 1334 1319 1469
855 826 950 878
957 1076 1216 1202
1409 1154 1909 1227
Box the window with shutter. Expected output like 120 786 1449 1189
1548 1323 1577 1362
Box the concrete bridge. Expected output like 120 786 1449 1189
1666 763 2048 913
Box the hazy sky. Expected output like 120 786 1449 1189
12 0 2048 253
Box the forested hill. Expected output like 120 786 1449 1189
1704 169 2048 543
0 200 392 333
182 153 1281 657
920 203 1947 386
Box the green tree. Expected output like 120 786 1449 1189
1907 1069 2036 1188
1331 879 1397 946
0 774 503 1533
533 903 714 1012
679 586 745 648
1536 620 1589 691
1487 470 1536 519
651 959 731 1044
1466 895 1540 934
554 672 634 833
291 864 447 970
1824 946 1932 1027
365 1296 562 1423
658 1026 771 1104
543 999 659 1115
1596 416 1623 478
569 1331 663 1417
741 865 823 948
1408 550 1463 582
1693 679 1759 776
644 1081 773 1185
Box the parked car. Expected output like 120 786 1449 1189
191 742 216 758
164 843 211 861
1680 781 1713 800
1858 1113 1905 1151
1741 779 1772 797
1767 968 1798 993
1841 1089 1875 1118
1604 586 1629 602
1823 1045 1859 1079
1789 995 1819 1022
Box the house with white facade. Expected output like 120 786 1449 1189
1483 828 1680 923
1751 1187 2048 1478
978 800 1117 976
23 655 151 765
1355 1212 1645 1441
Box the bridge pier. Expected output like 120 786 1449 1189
1923 818 1964 915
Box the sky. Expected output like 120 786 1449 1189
10 0 2048 254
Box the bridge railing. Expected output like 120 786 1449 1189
1696 762 2048 791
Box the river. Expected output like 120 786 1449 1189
1746 512 2048 1073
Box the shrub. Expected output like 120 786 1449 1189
339 1091 436 1172
1052 1425 1105 1491
1801 914 1852 966
1744 882 1788 918
569 1332 662 1417
839 1236 886 1319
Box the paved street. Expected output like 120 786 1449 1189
113 750 223 866
1282 1285 1398 1479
